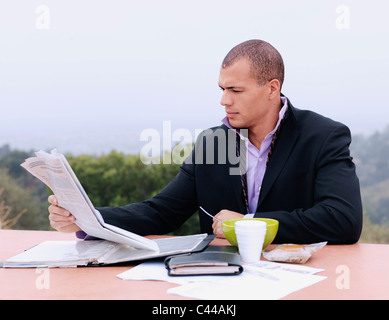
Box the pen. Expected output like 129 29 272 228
199 206 227 226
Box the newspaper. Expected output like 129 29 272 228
21 149 159 252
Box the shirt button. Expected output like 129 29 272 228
259 157 263 162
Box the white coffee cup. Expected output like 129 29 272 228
235 220 267 263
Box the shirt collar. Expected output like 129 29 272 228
221 96 288 141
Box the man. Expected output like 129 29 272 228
48 39 363 244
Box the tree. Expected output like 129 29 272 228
0 169 49 230
0 188 26 229
67 151 182 207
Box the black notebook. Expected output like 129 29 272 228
165 246 243 276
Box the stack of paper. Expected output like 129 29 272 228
3 234 210 268
117 260 326 300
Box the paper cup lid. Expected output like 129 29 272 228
235 220 267 229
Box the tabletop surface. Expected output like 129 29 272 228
1 229 388 300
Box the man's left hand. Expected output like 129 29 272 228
212 209 244 238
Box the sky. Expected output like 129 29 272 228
0 0 388 155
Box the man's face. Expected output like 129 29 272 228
218 58 270 130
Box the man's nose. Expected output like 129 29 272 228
220 91 233 107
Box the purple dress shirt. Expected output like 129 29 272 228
222 97 288 215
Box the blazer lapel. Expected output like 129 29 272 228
223 125 249 214
257 104 300 208
229 167 247 213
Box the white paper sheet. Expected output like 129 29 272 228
4 240 117 268
117 261 231 285
117 260 326 300
167 271 326 300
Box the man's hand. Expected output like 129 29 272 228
212 209 244 238
48 195 81 233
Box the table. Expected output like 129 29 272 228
1 229 389 300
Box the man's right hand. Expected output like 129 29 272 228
48 195 81 233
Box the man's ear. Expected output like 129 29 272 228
268 79 281 99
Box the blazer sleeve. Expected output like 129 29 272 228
97 152 199 236
257 124 363 244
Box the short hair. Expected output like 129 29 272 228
222 39 285 88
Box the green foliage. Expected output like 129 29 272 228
65 150 199 235
360 179 389 225
0 168 49 230
0 188 27 229
66 151 181 207
348 126 389 242
360 212 389 243
351 125 389 188
0 149 32 179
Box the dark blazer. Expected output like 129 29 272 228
99 98 363 244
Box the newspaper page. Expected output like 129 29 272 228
21 149 159 251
